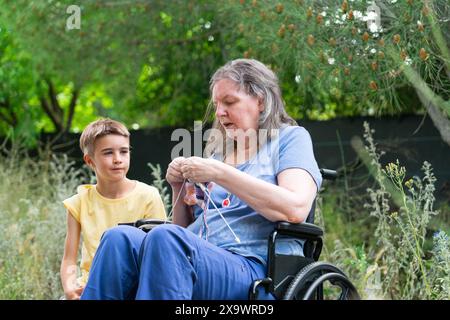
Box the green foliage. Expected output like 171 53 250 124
127 3 226 128
147 162 172 215
429 231 450 299
0 1 230 131
319 122 450 299
0 25 41 145
0 22 104 140
219 0 449 117
2 1 447 132
0 0 147 89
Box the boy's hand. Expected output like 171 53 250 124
166 157 186 187
65 286 84 300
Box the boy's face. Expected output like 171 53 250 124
84 134 131 183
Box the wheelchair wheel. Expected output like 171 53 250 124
283 261 360 300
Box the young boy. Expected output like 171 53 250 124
60 118 166 300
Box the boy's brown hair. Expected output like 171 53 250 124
79 118 130 155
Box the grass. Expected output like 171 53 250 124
0 141 87 299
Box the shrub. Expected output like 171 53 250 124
0 141 86 299
319 122 449 299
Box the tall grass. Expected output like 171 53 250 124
318 122 450 299
147 162 172 216
0 141 86 299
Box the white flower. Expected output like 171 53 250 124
328 58 335 65
369 23 379 33
208 35 214 41
353 10 363 20
295 75 302 83
132 123 140 130
367 11 378 20
204 21 211 29
404 57 412 65
370 48 377 54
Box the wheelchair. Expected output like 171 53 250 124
123 168 360 300
249 168 360 300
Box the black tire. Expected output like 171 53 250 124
283 261 360 300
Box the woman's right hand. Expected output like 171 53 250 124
166 157 186 187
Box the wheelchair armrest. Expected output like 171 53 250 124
276 221 323 240
320 168 338 181
118 218 172 231
264 221 324 294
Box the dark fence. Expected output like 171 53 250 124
40 115 450 202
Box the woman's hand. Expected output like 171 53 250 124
166 157 186 187
180 157 221 183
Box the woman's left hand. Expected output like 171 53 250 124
180 157 221 183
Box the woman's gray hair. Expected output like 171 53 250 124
203 59 297 158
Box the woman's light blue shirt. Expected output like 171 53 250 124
187 125 322 265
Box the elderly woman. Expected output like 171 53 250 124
81 59 322 300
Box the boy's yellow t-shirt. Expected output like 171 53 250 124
62 181 167 286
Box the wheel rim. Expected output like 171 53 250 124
283 262 360 300
302 272 360 300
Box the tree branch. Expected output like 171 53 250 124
386 42 450 117
426 0 450 74
417 89 450 146
386 45 450 146
0 111 15 126
40 96 64 132
401 63 450 117
65 87 79 133
45 78 64 119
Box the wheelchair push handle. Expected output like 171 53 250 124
118 218 172 232
320 168 337 181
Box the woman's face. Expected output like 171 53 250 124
212 79 264 140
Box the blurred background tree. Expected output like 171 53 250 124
0 0 224 141
0 0 449 145
220 0 450 144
